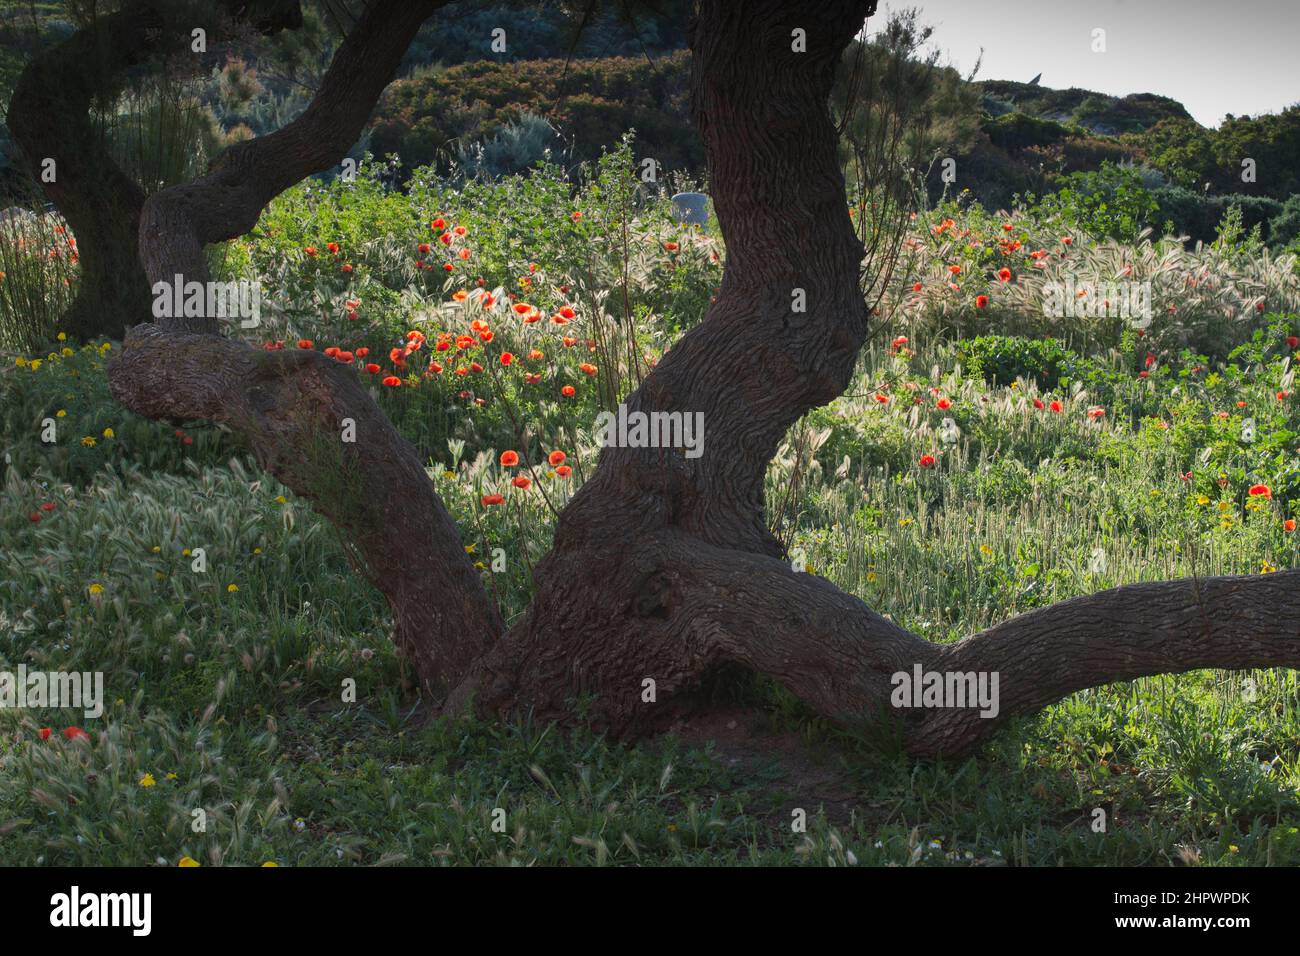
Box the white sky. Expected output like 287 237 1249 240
878 0 1299 127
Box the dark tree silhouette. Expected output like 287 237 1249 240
11 0 1299 757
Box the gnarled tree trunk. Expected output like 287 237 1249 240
59 0 1300 758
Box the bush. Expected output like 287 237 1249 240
958 335 1080 390
1032 163 1158 242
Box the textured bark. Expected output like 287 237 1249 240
87 0 1300 759
458 0 882 723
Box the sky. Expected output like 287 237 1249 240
875 0 1299 127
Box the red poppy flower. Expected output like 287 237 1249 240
919 454 936 468
365 363 380 374
381 376 401 387
63 726 88 741
500 352 514 366
571 211 582 222
892 335 909 349
326 242 339 254
561 385 576 396
524 373 542 384
912 282 923 292
39 727 51 741
500 450 520 467
948 264 961 275
936 398 951 410
528 349 544 360
1049 400 1063 413
296 339 313 349
1286 519 1296 533
481 494 505 506
975 295 989 309
511 475 531 489
579 363 598 375
304 246 317 257
997 268 1011 282
1249 484 1272 499
548 450 566 466
1033 398 1045 409
874 393 889 404
28 512 40 523
556 465 573 478
1288 336 1299 348
664 241 679 252
340 263 353 273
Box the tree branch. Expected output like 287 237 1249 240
139 0 448 324
108 326 501 699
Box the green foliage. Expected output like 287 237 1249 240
1031 162 1159 242
958 335 1080 390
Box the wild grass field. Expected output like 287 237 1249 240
2 144 1299 866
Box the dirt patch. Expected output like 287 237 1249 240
666 707 862 829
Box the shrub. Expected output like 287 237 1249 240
958 335 1080 390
